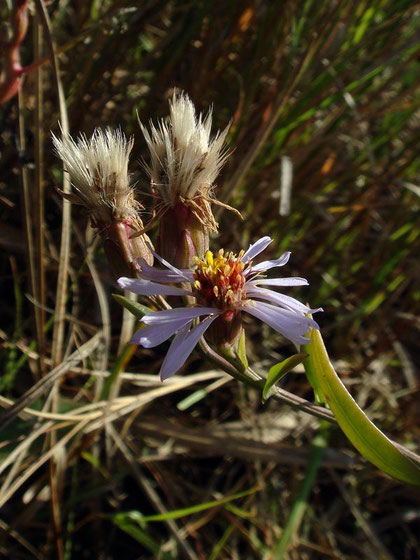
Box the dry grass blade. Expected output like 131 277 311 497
135 418 355 470
85 371 232 433
33 11 46 374
330 470 396 560
0 332 103 431
0 519 42 560
17 88 42 379
0 371 227 425
279 156 293 217
1 428 38 498
0 421 53 478
0 419 89 509
0 395 104 422
79 226 111 398
30 14 64 551
34 0 71 366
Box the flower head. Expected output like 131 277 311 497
53 127 138 225
53 127 153 277
139 92 239 268
139 92 230 228
118 236 322 380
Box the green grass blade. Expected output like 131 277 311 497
209 525 235 560
142 485 259 522
272 422 328 559
111 516 176 560
177 389 208 411
113 486 260 526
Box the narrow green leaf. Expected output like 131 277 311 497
143 486 259 521
262 353 308 403
224 503 255 519
112 293 153 319
111 516 175 560
114 486 260 525
209 525 235 560
237 329 249 370
304 328 420 486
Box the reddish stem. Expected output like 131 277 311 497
0 1 29 105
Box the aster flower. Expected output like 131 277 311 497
52 127 153 278
118 236 322 380
138 92 240 268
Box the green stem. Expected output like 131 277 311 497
198 337 335 423
272 421 329 559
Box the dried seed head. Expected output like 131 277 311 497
53 127 153 277
139 92 241 266
139 92 235 231
52 127 139 224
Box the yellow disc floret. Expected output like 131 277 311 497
193 249 246 309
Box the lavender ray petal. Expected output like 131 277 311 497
117 277 192 296
131 319 193 348
142 306 221 325
249 277 309 287
241 236 273 263
160 315 219 380
138 258 194 283
145 242 193 281
243 301 319 345
253 300 320 329
246 286 323 314
249 252 291 272
248 300 319 329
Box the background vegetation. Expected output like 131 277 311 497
0 0 419 558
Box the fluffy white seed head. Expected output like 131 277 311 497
139 93 231 212
53 127 140 226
